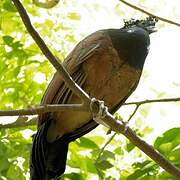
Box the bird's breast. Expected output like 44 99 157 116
82 47 142 110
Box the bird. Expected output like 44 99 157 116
30 16 157 180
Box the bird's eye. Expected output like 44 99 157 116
127 29 134 33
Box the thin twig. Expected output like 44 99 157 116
0 104 89 116
95 132 116 180
127 104 139 122
95 132 117 163
124 97 180 106
119 0 180 27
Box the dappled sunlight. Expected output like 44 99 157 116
33 72 46 84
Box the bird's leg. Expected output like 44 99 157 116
90 98 110 128
90 98 129 133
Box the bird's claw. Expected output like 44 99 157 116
90 98 109 127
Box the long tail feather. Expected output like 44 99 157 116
30 120 69 180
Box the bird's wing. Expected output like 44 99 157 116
32 38 103 178
38 35 102 130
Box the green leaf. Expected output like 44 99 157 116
7 163 26 180
13 66 21 76
154 127 180 154
3 0 17 12
126 141 135 152
2 35 14 46
158 142 173 154
158 171 177 180
78 137 99 149
90 136 105 145
86 158 97 173
63 173 84 180
12 41 23 50
127 163 156 180
0 157 10 172
99 150 115 161
105 177 116 180
96 160 113 170
132 160 152 169
168 148 180 162
67 12 81 20
114 147 124 155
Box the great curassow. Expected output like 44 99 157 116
30 16 157 180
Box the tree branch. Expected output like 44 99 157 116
124 97 180 106
0 97 179 117
0 96 179 129
119 0 180 27
126 104 139 122
10 0 180 178
95 132 116 179
0 104 88 116
96 132 117 163
0 116 37 129
95 102 143 165
100 112 180 178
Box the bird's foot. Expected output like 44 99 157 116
90 98 109 127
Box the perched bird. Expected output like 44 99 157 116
30 16 157 179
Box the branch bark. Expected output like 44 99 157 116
0 97 179 129
124 97 180 106
119 0 180 27
10 0 180 178
0 104 88 116
99 112 180 178
0 116 37 129
0 97 179 116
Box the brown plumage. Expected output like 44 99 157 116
30 17 157 180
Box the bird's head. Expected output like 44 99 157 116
123 16 158 34
107 16 158 69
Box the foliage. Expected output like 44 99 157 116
0 0 179 179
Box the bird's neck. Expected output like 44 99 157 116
107 28 150 69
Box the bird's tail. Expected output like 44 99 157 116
30 120 69 180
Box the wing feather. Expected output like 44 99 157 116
39 39 101 127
